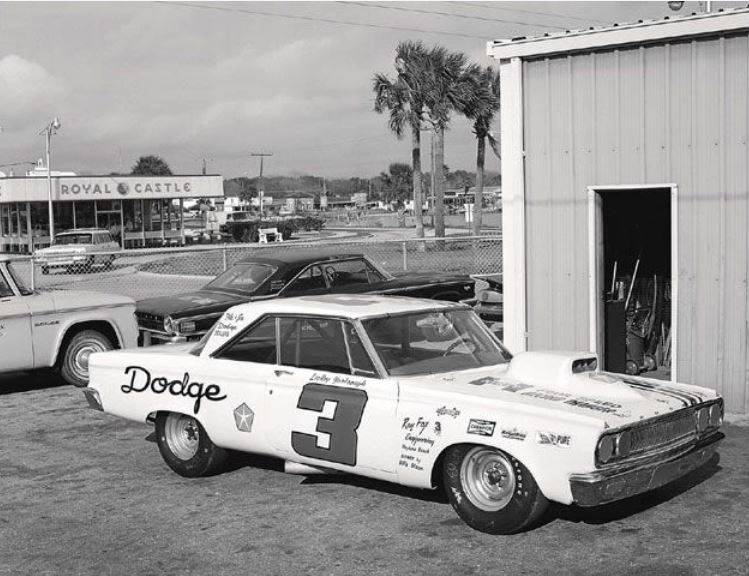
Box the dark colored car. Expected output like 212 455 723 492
473 273 503 338
137 251 475 344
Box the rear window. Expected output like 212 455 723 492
56 233 93 245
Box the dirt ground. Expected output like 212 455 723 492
1 372 748 576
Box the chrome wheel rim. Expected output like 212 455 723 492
70 341 107 381
460 447 516 512
165 414 200 460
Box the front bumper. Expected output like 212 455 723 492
38 256 87 267
139 329 189 346
570 432 723 507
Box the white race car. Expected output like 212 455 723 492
84 295 723 534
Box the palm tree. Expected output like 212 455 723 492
373 42 429 238
462 66 501 236
419 47 478 238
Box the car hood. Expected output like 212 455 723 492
136 289 249 318
401 352 716 430
50 290 134 310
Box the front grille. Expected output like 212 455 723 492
630 409 697 455
136 311 164 332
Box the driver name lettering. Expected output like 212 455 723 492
122 366 227 414
402 416 430 435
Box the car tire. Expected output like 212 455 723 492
442 444 548 534
155 412 227 478
59 329 114 387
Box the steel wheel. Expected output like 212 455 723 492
164 413 201 461
60 329 114 387
69 342 105 382
459 446 516 512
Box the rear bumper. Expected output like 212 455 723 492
570 432 723 507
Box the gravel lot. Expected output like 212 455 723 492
2 373 747 576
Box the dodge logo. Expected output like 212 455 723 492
117 183 129 195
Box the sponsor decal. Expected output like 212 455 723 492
309 372 366 387
121 366 226 415
399 416 436 471
467 419 495 437
500 428 527 441
233 403 254 433
436 406 461 419
537 431 571 447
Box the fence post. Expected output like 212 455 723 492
222 245 228 271
402 241 408 271
30 256 35 291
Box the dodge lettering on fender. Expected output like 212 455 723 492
84 295 723 534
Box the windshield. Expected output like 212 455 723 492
6 262 33 295
56 233 93 245
205 263 276 294
362 309 511 376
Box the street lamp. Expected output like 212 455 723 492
39 117 61 243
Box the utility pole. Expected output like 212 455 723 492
250 152 272 215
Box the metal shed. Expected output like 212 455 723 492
489 8 749 414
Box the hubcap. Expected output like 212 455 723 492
70 341 107 380
460 447 516 512
165 414 200 460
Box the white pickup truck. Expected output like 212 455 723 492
0 254 138 386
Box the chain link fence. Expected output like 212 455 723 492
9 235 501 302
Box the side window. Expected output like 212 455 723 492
0 272 14 298
278 317 351 375
285 266 326 293
326 259 373 288
101 233 113 244
343 323 377 376
217 316 277 364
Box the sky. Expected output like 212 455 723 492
0 1 740 179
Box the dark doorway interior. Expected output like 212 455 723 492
600 188 672 379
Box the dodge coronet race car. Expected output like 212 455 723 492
84 295 723 534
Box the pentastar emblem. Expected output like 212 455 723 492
233 403 254 433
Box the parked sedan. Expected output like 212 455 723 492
136 251 475 344
84 294 723 534
0 254 138 386
35 228 119 274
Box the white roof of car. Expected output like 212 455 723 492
237 294 461 320
57 228 110 234
200 294 465 357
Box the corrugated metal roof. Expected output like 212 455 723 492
488 6 749 60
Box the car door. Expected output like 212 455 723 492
0 267 33 371
279 265 330 298
266 315 400 474
202 315 279 454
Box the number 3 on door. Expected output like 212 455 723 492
291 383 368 466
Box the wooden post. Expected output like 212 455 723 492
72 201 77 228
94 201 99 228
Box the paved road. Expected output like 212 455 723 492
1 374 746 576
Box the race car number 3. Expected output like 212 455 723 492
291 383 368 466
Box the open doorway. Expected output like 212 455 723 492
589 186 675 381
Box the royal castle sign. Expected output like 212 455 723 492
0 175 223 203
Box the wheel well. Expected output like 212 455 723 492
56 320 121 365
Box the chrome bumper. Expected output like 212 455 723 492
570 432 723 507
139 329 188 346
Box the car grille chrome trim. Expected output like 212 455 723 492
628 409 697 455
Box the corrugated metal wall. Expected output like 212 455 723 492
522 33 749 413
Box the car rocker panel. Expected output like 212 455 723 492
85 295 722 534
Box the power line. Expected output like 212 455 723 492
447 1 610 26
337 1 567 30
158 1 491 40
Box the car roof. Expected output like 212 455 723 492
57 228 110 234
234 294 462 321
237 250 365 268
201 294 466 357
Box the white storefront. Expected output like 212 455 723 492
0 175 223 252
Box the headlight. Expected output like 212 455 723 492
179 320 197 334
615 430 632 458
597 435 615 464
695 407 710 433
708 402 723 428
163 316 175 334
